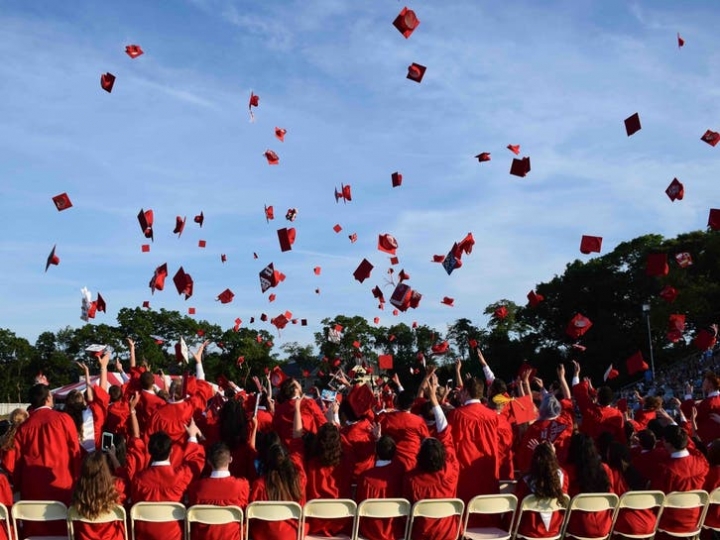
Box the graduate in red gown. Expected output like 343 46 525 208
272 378 327 447
339 399 376 483
702 440 720 538
104 385 130 437
131 422 206 540
188 442 250 540
695 372 720 446
64 360 110 454
379 391 430 472
0 467 13 540
0 407 28 477
403 370 461 540
135 372 167 433
216 399 257 481
571 361 626 444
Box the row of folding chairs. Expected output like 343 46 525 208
4 488 720 540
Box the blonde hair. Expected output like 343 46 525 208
0 408 28 452
72 451 120 520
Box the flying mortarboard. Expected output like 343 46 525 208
264 205 274 222
173 216 186 237
173 267 193 300
708 209 720 230
52 193 72 211
390 256 399 265
624 113 641 136
393 7 420 38
264 150 279 165
285 208 298 222
604 364 619 381
566 313 592 339
507 144 520 155
96 293 106 313
353 259 374 283
675 252 692 268
125 44 143 58
221 254 227 263
259 262 285 293
659 285 678 303
188 307 196 315
277 227 296 252
335 184 352 203
527 290 544 307
349 233 358 243
45 245 59 272
580 235 602 254
398 269 410 282
149 263 168 293
333 224 342 233
275 127 287 141
475 152 491 162
233 318 242 331
626 351 649 375
268 294 276 302
198 240 206 248
431 341 449 355
194 212 204 227
142 301 150 308
677 33 685 48
646 253 669 276
701 130 720 147
248 92 259 121
100 72 116 93
509 157 531 177
260 314 268 322
494 306 508 319
667 314 686 343
378 233 398 255
406 63 426 83
313 267 321 275
137 209 154 240
391 172 402 187
665 178 684 202
141 244 150 253
441 297 454 307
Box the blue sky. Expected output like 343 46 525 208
1 0 719 349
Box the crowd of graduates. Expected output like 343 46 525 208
1 338 720 540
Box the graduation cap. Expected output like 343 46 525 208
353 259 374 283
441 296 454 307
701 130 720 147
270 366 287 387
665 178 684 201
301 319 307 326
708 209 720 230
675 252 692 268
268 293 276 302
398 269 410 282
390 256 399 265
173 216 186 237
626 351 649 375
100 72 116 93
527 290 544 307
285 208 298 222
213 288 233 304
333 224 342 233
264 150 279 165
509 157 531 177
45 245 59 272
373 316 380 324
566 313 592 339
494 306 508 319
149 263 168 293
125 44 143 58
677 33 685 48
406 63 426 83
52 193 72 211
390 283 422 312
275 127 287 141
259 262 285 292
507 144 520 155
431 341 450 355
475 152 491 162
694 327 718 351
335 184 352 203
372 285 385 304
349 233 358 243
248 92 259 121
142 300 150 309
580 235 602 254
175 337 189 363
198 240 206 248
141 244 150 253
348 383 375 417
646 253 669 276
277 227 296 252
233 318 242 331
221 254 227 263
659 285 678 303
264 205 274 222
667 314 686 343
271 313 290 331
604 364 619 382
137 209 154 240
391 172 402 187
624 113 641 136
96 293 106 313
378 234 398 255
194 212 204 227
172 267 193 300
393 7 420 38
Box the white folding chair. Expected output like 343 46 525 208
512 494 570 540
129 502 186 540
562 493 619 540
11 500 68 540
702 487 720 534
245 501 302 540
462 494 517 540
68 504 127 540
0 503 12 540
656 490 709 539
408 498 465 540
609 490 665 539
302 499 357 540
186 504 243 539
352 498 410 540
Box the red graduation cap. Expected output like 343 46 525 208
333 224 342 233
285 208 298 222
100 72 116 93
313 266 321 275
275 127 287 142
390 256 399 265
270 366 287 387
580 235 602 254
264 205 274 222
507 144 521 155
604 364 619 381
508 395 536 425
675 252 692 268
349 233 358 243
264 150 279 165
441 297 454 307
125 44 143 58
353 259 374 283
173 216 186 237
173 267 193 300
406 63 426 83
149 263 168 293
667 314 686 343
677 33 685 48
494 306 508 319
378 234 398 255
259 262 285 292
198 240 206 248
194 212 204 227
141 244 150 253
432 255 445 263
216 288 234 304
268 293 276 302
277 227 296 252
624 113 641 136
665 178 684 201
708 209 720 230
45 245 60 272
372 285 385 303
373 317 380 324
527 290 544 307
398 269 410 282
95 293 106 313
646 253 669 276
248 92 259 121
347 383 374 417
391 172 402 187
694 327 718 351
626 351 649 375
271 314 289 330
301 319 308 326
188 307 196 315
475 152 491 162
701 130 720 147
509 157 531 177
137 209 154 241
431 341 450 355
390 283 411 311
659 285 678 303
142 300 150 308
52 193 72 211
260 314 268 323
566 313 593 339
393 7 420 38
335 184 352 203
221 254 227 263
233 318 242 331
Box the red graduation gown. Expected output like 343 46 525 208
188 474 250 540
147 398 202 444
104 400 130 437
607 465 657 536
71 477 127 540
272 399 327 447
564 463 614 538
341 418 376 483
515 470 569 539
573 381 626 444
356 460 405 540
695 394 720 445
304 454 354 536
379 410 430 472
136 390 166 433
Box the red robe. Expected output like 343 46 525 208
516 407 574 473
131 441 205 540
0 473 12 540
254 408 274 434
104 400 130 437
71 477 127 540
632 447 667 486
447 401 499 502
379 410 430 472
703 465 720 532
497 412 515 480
607 465 657 536
147 398 203 444
188 474 250 540
304 454 354 536
403 427 460 540
356 460 405 540
695 394 720 445
341 418 376 483
572 381 626 444
272 399 327 447
564 463 614 538
515 470 569 539
136 390 166 433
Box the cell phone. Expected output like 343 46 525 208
101 432 114 452
321 389 337 402
447 379 454 387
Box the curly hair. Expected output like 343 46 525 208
305 423 342 467
264 443 303 502
0 408 28 452
72 451 120 520
219 399 248 450
529 442 565 501
567 433 610 493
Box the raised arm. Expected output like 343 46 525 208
193 340 209 380
98 351 110 392
292 395 304 439
77 362 94 402
455 358 462 388
127 337 136 369
426 369 448 433
557 363 571 400
128 392 140 439
476 347 495 384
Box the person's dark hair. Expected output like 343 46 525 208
263 443 303 502
397 391 415 411
567 433 610 492
108 385 123 403
637 429 656 451
643 396 662 411
646 419 664 439
708 440 720 466
72 451 120 520
596 431 614 463
419 400 435 422
139 371 155 391
606 441 646 491
28 384 50 409
219 399 248 450
376 436 396 461
111 433 127 467
417 437 445 473
597 386 614 407
148 431 172 462
338 399 359 423
705 371 720 391
489 378 507 398
208 442 232 470
64 389 87 435
463 378 484 400
277 378 298 404
528 442 565 501
305 423 342 467
663 424 688 451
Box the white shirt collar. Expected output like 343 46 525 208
671 449 690 458
375 460 392 468
150 460 171 467
210 470 231 478
708 391 720 398
464 399 482 405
